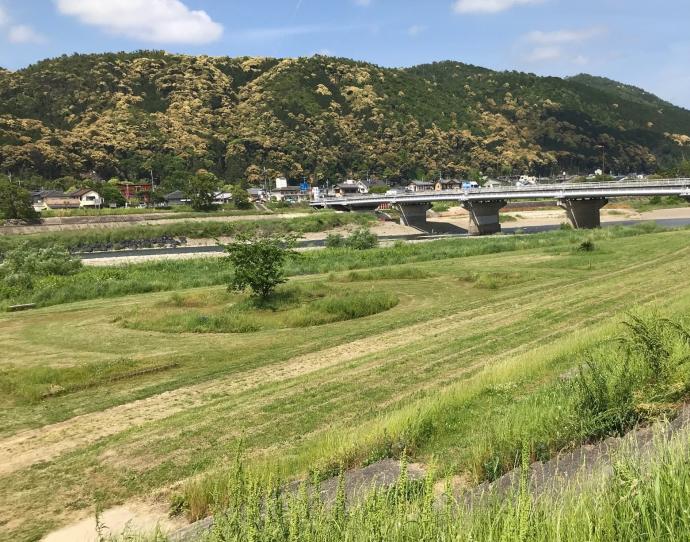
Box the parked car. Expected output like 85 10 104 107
385 188 410 196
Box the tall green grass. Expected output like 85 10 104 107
0 357 179 404
197 428 690 542
179 310 690 522
329 267 433 282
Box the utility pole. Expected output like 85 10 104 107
596 145 606 175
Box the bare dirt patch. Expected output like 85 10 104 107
41 500 187 542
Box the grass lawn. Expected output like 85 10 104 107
2 227 690 540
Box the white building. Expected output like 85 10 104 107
69 189 103 208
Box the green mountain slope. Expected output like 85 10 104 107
1 52 689 187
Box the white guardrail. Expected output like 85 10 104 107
312 179 690 206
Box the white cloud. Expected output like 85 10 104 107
8 24 45 43
520 26 604 66
525 46 562 62
54 0 223 44
524 27 604 45
408 24 426 37
0 5 46 44
239 25 328 41
453 0 544 14
238 23 368 42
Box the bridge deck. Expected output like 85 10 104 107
312 179 690 208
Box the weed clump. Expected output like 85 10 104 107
573 312 690 440
578 240 596 252
325 228 378 250
332 267 432 282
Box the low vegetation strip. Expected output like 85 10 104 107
0 222 673 310
2 228 690 540
0 211 372 253
0 359 180 403
119 285 399 334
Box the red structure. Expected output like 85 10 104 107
117 183 152 203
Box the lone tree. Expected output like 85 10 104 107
186 169 219 211
223 233 297 299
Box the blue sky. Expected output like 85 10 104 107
2 0 690 108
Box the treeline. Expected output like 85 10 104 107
2 52 690 192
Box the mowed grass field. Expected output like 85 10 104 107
2 228 690 540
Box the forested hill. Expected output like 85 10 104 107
1 51 689 190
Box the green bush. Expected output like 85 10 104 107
326 228 378 250
432 202 451 213
324 233 346 248
344 228 379 250
223 233 297 299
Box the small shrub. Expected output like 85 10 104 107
324 233 346 248
432 202 451 213
344 228 378 250
578 240 595 252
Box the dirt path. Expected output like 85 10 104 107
41 500 187 542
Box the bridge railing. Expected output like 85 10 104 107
312 178 690 203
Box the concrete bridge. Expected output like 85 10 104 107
311 179 690 235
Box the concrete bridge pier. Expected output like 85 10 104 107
396 203 432 231
463 200 507 235
557 198 608 229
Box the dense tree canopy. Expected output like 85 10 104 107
0 175 38 222
1 52 689 186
